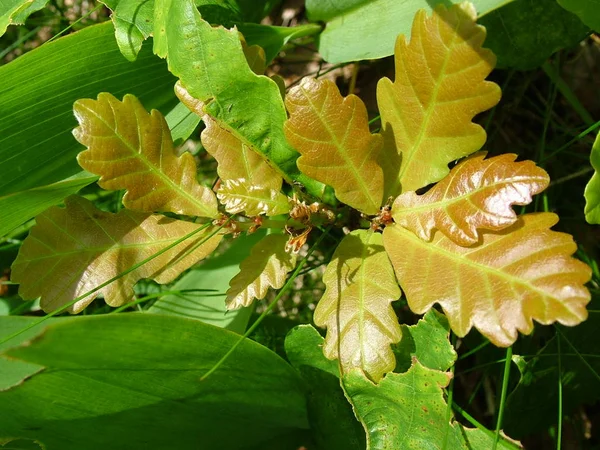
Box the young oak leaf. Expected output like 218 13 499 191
73 93 218 218
314 230 401 382
392 153 550 246
383 214 592 347
377 3 501 196
217 179 290 217
11 196 222 314
226 234 297 309
584 133 600 224
285 78 384 215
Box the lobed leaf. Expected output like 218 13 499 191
314 230 401 382
11 196 222 313
392 153 549 245
584 133 600 224
285 78 384 215
226 234 296 309
217 179 290 217
74 93 218 218
377 3 501 196
383 214 592 347
0 0 48 37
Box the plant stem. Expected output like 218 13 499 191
556 330 563 450
46 3 103 44
493 346 513 450
543 119 600 162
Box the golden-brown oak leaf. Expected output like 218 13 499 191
377 3 501 196
392 153 550 246
314 230 401 382
74 93 218 218
285 78 384 215
11 196 222 314
217 179 290 216
226 234 296 309
383 214 591 347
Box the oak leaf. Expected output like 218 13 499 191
11 196 222 313
73 93 218 218
285 78 384 215
392 153 549 246
383 214 591 346
217 179 290 217
314 230 401 382
377 3 501 196
226 234 297 309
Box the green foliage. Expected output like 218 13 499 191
584 133 600 224
557 0 600 31
0 0 49 36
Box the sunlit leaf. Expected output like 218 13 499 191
153 0 327 200
73 93 218 218
11 196 222 313
285 78 383 215
343 361 520 449
392 153 549 245
0 0 48 37
226 234 296 309
377 3 501 195
584 133 600 224
383 214 592 347
314 230 401 382
217 179 290 217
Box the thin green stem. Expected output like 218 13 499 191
542 119 600 162
453 402 520 449
459 340 490 360
46 3 103 44
200 225 333 381
556 330 563 450
0 26 41 60
493 346 513 450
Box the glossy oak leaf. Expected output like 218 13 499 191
11 196 222 314
285 78 384 215
584 133 600 224
314 230 401 382
217 179 290 216
393 153 550 246
73 93 218 218
377 3 501 196
383 214 592 347
226 234 297 309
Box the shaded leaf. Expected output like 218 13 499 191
305 0 512 63
584 133 600 224
392 153 549 245
164 101 201 146
226 233 296 309
11 196 222 313
0 314 309 449
314 230 401 382
217 179 290 217
284 325 367 450
153 0 327 200
100 0 154 61
343 361 520 449
74 93 218 218
285 78 383 215
557 0 600 31
377 3 500 195
383 214 592 347
394 309 456 373
479 0 590 70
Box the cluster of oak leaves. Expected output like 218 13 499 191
11 3 591 383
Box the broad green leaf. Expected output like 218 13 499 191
0 314 309 449
100 0 154 61
306 0 514 64
11 196 222 313
479 0 590 70
0 172 97 239
383 213 592 347
394 309 456 373
314 230 401 382
226 233 296 309
164 101 201 146
74 93 218 218
0 0 48 36
392 153 549 246
285 78 384 215
217 179 290 217
343 361 520 449
584 133 600 224
149 231 267 332
153 0 327 200
557 0 600 31
284 325 367 450
378 3 501 196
